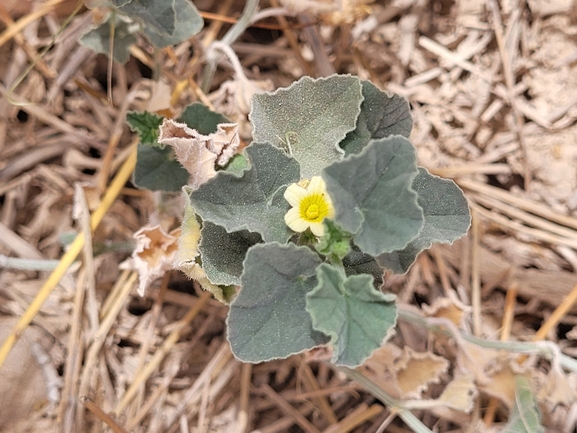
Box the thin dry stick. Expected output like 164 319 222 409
484 281 518 426
238 363 253 433
471 191 577 242
115 290 213 414
0 145 137 368
471 209 482 337
59 266 87 433
457 178 577 231
126 306 222 430
299 362 338 425
323 404 383 433
0 3 56 78
76 271 137 429
533 282 577 341
488 0 531 190
471 202 577 250
0 0 67 48
80 396 129 433
269 0 315 77
75 184 100 335
258 383 322 433
128 272 171 420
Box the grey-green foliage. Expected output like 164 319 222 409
227 243 329 362
130 104 229 192
81 0 203 62
199 222 261 286
250 75 363 178
190 142 299 243
157 74 473 368
340 80 413 155
322 136 424 256
502 376 545 433
376 168 471 273
306 264 397 367
79 16 137 64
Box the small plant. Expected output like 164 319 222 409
79 0 204 62
131 74 471 367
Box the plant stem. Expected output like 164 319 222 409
0 254 61 271
397 305 577 374
340 367 434 433
201 0 259 92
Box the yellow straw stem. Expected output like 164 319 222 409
0 146 137 369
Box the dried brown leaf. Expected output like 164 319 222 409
121 225 178 296
158 119 240 190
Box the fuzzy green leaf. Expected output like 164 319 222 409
112 0 177 36
343 247 383 289
178 103 229 135
306 264 396 367
133 144 189 191
227 243 329 363
199 222 261 286
322 136 423 256
376 168 471 273
79 16 136 64
340 80 413 155
190 142 299 243
250 75 363 178
502 376 545 433
126 111 164 147
316 219 352 261
141 0 203 48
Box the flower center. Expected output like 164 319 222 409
305 204 319 220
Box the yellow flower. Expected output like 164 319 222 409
284 176 335 237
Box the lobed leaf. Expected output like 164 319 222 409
112 0 177 37
376 168 471 274
190 142 299 243
79 16 136 64
126 111 164 147
227 243 329 363
250 75 363 178
199 222 261 286
133 144 189 191
141 0 203 48
178 102 229 135
340 80 413 155
322 136 423 256
306 264 397 367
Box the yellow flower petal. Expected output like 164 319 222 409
284 176 335 237
308 176 326 194
284 183 308 207
309 222 325 237
284 207 309 232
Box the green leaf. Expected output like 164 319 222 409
502 376 545 433
133 144 189 191
126 111 164 147
227 243 329 363
112 0 176 36
190 142 299 243
322 136 424 256
199 222 261 286
224 154 248 175
141 0 203 48
306 264 396 367
250 75 363 178
340 80 413 155
376 168 471 273
178 103 230 135
79 16 137 64
316 219 352 261
343 247 383 289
